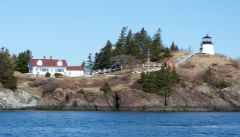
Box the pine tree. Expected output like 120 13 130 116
163 47 172 58
151 29 163 62
81 61 86 69
86 53 93 72
139 65 180 106
93 41 112 69
170 41 179 51
0 47 17 90
15 49 32 73
114 27 127 55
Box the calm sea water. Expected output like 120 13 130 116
0 111 239 137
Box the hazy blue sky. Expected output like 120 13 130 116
0 0 239 65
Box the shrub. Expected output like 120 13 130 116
100 82 112 93
55 73 63 78
202 67 215 85
181 81 187 88
2 76 17 90
215 80 228 89
45 72 51 77
77 88 85 94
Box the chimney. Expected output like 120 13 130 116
50 56 52 60
44 56 46 59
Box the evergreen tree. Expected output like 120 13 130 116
114 27 127 55
170 41 179 51
139 65 180 106
150 29 163 62
86 53 93 72
0 47 17 90
163 48 172 58
81 61 86 69
93 41 112 69
15 49 32 73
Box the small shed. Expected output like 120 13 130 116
165 60 176 70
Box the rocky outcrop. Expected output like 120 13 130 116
0 88 39 109
0 83 240 111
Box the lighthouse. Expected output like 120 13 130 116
200 34 215 55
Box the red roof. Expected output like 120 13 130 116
30 59 67 67
67 66 83 71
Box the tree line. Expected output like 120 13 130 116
85 27 178 71
0 47 32 90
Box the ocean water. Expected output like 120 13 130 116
0 111 239 137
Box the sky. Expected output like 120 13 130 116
0 0 240 65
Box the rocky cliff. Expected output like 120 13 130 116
1 83 240 111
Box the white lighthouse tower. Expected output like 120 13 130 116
200 34 215 55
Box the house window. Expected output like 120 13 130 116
41 68 48 72
55 69 64 72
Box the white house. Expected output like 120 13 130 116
200 34 215 55
28 56 84 77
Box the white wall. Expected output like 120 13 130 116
66 70 84 77
201 44 215 55
31 66 67 77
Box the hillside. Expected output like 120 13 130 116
0 52 240 111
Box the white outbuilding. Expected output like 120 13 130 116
200 34 215 55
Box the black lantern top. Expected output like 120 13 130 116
202 34 213 44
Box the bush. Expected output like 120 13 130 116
77 88 85 94
55 73 63 78
202 67 215 85
215 80 228 89
2 76 17 90
100 82 112 93
181 81 187 88
45 72 51 77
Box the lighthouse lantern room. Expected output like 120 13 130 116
200 34 215 55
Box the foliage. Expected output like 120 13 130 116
77 88 85 94
138 66 180 105
181 81 187 88
0 47 17 90
86 53 93 72
163 48 172 58
202 67 215 85
81 61 86 69
45 72 51 77
170 41 179 51
92 27 177 70
215 80 228 89
54 73 63 78
202 66 228 89
100 82 112 93
15 49 32 73
93 41 112 70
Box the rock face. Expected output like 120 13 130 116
0 83 240 111
0 89 38 109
